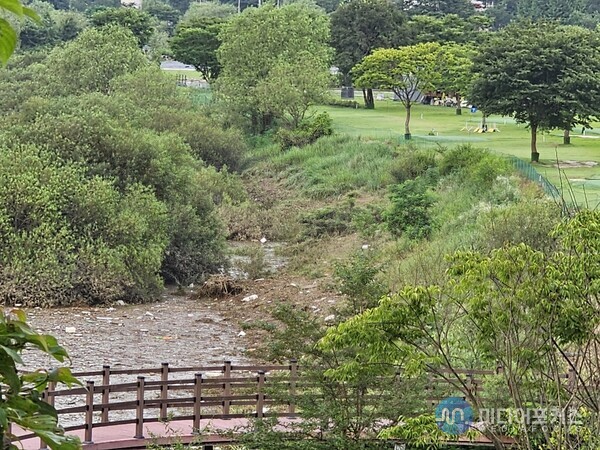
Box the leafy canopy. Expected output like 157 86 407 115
170 18 224 82
469 21 600 160
217 3 332 132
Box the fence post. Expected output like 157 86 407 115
288 359 297 414
160 362 169 421
465 372 474 399
567 367 577 390
496 362 504 375
223 361 231 416
101 365 110 423
134 376 145 439
256 371 265 418
193 373 203 432
39 385 51 450
84 381 94 444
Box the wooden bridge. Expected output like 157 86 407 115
12 362 513 450
14 361 301 450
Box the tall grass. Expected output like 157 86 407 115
259 135 396 198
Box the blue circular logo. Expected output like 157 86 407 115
435 397 473 435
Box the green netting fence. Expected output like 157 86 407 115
507 156 561 200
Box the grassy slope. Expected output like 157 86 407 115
314 100 600 207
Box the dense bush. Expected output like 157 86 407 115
276 112 334 150
390 147 438 183
324 98 362 109
300 204 354 238
44 26 148 96
0 145 168 307
0 40 245 301
475 200 562 252
385 178 435 240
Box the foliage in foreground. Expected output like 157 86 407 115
0 309 80 449
322 210 600 450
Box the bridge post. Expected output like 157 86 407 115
84 380 94 444
288 359 297 414
101 365 110 423
466 372 474 399
223 361 231 416
256 371 265 418
193 373 203 432
39 385 51 450
160 362 169 421
134 376 145 439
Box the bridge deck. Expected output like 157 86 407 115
16 418 279 450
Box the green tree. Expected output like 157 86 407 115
399 0 475 17
44 25 148 95
170 17 224 82
19 1 87 48
91 7 155 46
406 13 491 44
217 3 331 133
517 0 585 22
0 0 39 65
353 42 444 139
182 0 236 20
330 0 407 109
143 0 180 33
0 309 81 448
438 43 475 115
469 22 600 162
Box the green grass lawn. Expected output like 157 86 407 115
161 68 204 80
316 99 600 208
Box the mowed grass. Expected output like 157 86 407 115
315 99 600 207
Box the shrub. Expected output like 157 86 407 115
324 98 362 109
385 178 435 240
438 144 488 176
300 200 355 239
334 252 387 315
351 203 385 238
276 112 333 150
0 145 168 307
390 147 438 183
234 244 271 280
439 144 511 192
475 200 562 253
175 114 247 171
1 99 228 289
44 26 148 96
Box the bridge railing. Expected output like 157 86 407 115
16 361 299 445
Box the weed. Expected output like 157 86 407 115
234 243 271 280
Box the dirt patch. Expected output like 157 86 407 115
554 160 599 168
199 274 343 355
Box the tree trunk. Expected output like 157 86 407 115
531 124 539 162
482 114 487 127
363 88 375 109
456 94 462 115
404 103 411 140
563 129 571 145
